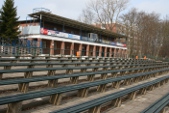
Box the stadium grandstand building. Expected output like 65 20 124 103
18 8 128 58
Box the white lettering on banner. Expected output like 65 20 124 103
41 28 80 40
48 30 59 36
69 34 80 40
67 34 80 40
56 32 68 38
116 42 124 47
41 28 68 38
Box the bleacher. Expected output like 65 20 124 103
0 56 168 113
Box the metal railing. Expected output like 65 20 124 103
0 45 42 56
0 45 127 58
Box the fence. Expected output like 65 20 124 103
0 38 42 56
0 45 42 56
0 45 127 58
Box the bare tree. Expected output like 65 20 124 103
78 0 129 30
159 16 169 58
78 8 95 24
119 8 162 58
119 8 138 57
136 12 161 57
79 1 169 59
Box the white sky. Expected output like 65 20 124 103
0 0 168 20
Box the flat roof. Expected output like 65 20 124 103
29 11 127 38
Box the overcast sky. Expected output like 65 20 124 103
0 0 168 20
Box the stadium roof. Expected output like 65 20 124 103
29 11 127 38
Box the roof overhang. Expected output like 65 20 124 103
29 11 127 39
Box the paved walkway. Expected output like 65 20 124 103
106 82 169 113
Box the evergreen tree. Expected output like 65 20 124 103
0 0 20 44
